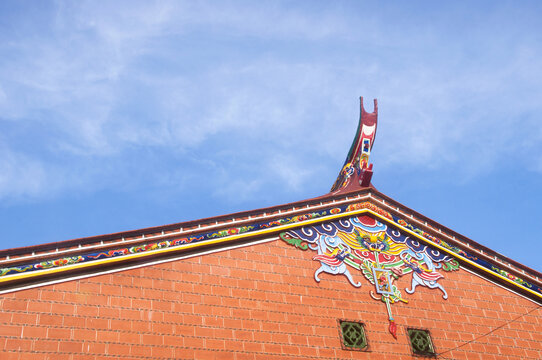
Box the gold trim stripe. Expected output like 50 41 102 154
1 205 540 301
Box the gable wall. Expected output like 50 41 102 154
0 239 541 360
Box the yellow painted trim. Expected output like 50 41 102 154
2 204 541 302
0 208 367 283
365 210 542 300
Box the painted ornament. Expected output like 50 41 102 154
280 214 460 338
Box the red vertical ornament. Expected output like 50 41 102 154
389 320 397 339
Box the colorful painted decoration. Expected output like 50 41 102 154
280 214 460 337
0 199 540 304
330 97 378 192
389 320 397 339
0 201 397 279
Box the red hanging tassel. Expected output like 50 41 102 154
389 320 397 339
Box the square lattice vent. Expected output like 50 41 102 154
338 320 368 351
407 328 436 357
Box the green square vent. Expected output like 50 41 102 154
407 328 436 356
339 320 368 351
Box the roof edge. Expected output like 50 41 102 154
1 186 540 284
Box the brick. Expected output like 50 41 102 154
27 301 52 313
3 299 28 311
0 325 22 337
210 285 230 297
183 314 203 325
233 330 253 341
98 306 120 318
51 302 75 315
241 319 261 331
107 343 131 356
63 315 84 327
175 324 196 337
270 332 289 343
184 337 205 348
5 338 32 351
221 297 240 308
40 290 64 301
2 346 20 360
97 330 119 342
100 284 122 296
120 331 141 344
34 339 59 351
78 281 101 294
76 304 99 317
11 312 37 324
87 342 107 353
232 308 250 319
203 316 224 327
137 278 154 288
194 349 219 360
112 275 133 286
0 310 12 323
120 308 141 320
63 292 89 303
122 286 142 298
109 318 132 331
86 317 109 329
47 327 72 339
141 334 163 346
166 312 183 324
110 296 130 307
182 293 202 303
130 344 150 357
282 344 300 355
206 338 226 350
72 329 97 341
151 346 175 358
236 353 256 360
132 298 152 309
131 320 152 333
85 294 108 306
53 282 78 292
38 314 63 325
148 310 164 322
59 341 83 352
72 355 96 360
243 341 263 352
22 325 48 338
152 322 174 334
264 343 282 353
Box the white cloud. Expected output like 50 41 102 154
0 148 49 200
268 155 315 192
1 1 542 202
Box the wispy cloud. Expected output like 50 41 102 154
0 0 541 203
0 147 49 200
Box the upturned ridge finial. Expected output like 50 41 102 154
330 97 378 193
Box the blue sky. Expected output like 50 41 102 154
0 1 541 272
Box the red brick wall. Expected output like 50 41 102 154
1 240 541 359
